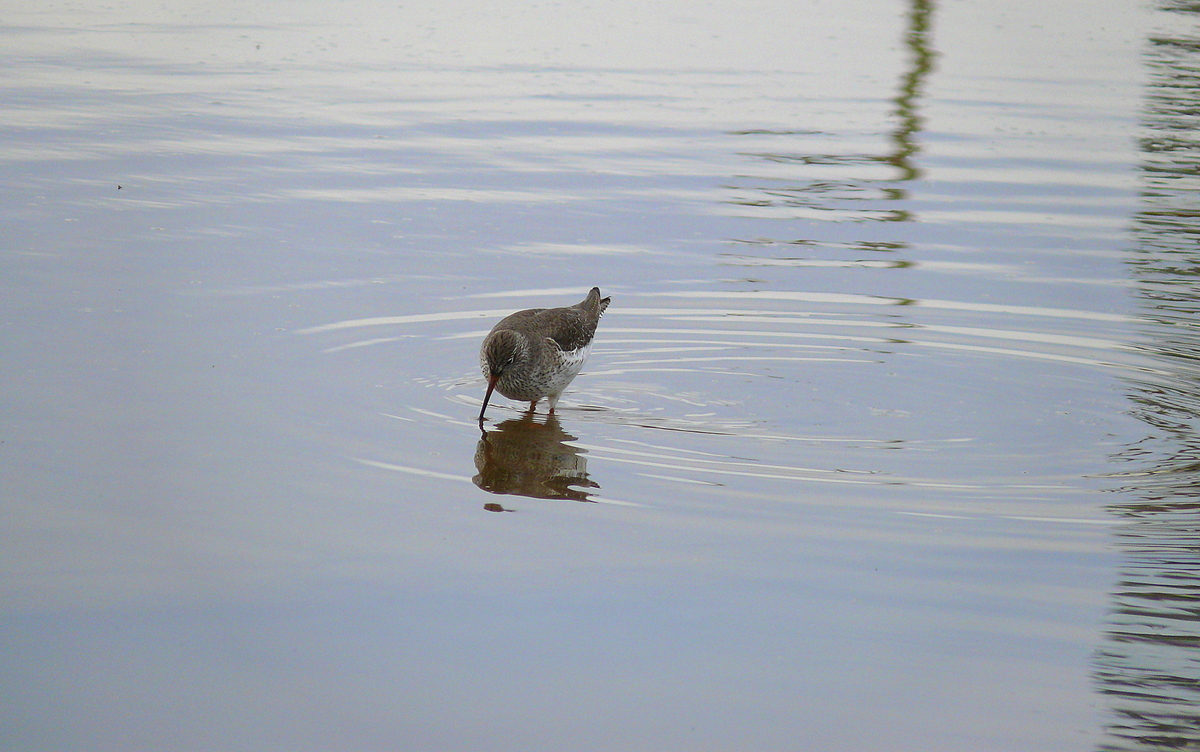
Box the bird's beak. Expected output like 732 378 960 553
478 374 499 425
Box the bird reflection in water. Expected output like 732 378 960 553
473 412 599 508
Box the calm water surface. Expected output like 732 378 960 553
4 1 1199 750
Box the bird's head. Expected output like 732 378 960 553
483 329 528 379
479 330 530 425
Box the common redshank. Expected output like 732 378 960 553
478 287 610 423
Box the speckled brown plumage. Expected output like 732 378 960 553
478 287 610 423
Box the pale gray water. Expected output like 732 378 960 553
3 1 1199 750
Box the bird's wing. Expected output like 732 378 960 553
543 309 594 353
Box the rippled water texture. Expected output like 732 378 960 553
4 1 1199 750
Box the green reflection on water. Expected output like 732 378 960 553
1099 3 1200 749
